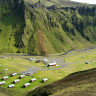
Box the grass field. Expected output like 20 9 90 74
0 75 50 91
34 60 96 82
0 50 96 95
34 68 96 96
0 92 8 96
0 57 46 80
64 50 96 63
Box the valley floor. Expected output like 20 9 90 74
0 48 96 96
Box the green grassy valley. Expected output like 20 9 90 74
0 0 96 96
0 49 96 96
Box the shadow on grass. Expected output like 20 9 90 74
21 85 25 88
17 77 21 79
28 81 32 83
1 78 4 81
11 81 15 84
40 81 44 83
9 75 13 77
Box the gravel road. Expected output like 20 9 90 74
6 47 95 75
19 67 43 75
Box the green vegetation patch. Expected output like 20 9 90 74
0 58 45 78
65 51 96 63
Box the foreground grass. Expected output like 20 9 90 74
52 82 96 96
0 92 8 96
50 68 96 96
27 68 96 96
0 87 24 96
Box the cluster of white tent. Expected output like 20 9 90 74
1 73 48 88
1 73 25 88
0 57 57 89
24 78 48 88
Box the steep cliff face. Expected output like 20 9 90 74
0 0 96 55
0 0 25 53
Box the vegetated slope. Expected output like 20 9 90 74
27 68 96 96
0 0 25 53
0 87 24 96
0 0 96 55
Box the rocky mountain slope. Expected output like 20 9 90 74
0 0 96 55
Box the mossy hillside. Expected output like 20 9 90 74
0 0 25 53
24 6 94 54
0 13 24 53
0 0 96 55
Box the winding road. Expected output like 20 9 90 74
1 47 96 75
19 48 96 75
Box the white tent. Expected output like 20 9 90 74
8 84 15 88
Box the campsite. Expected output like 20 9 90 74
1 0 96 95
0 48 96 95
